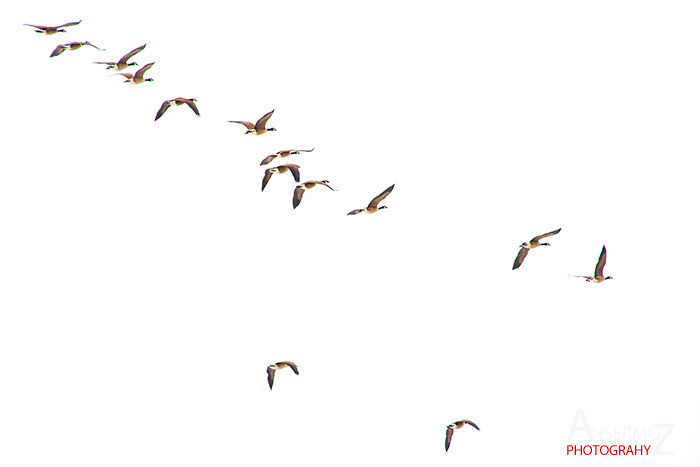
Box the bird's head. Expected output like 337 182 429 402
145 78 154 82
57 29 67 33
267 127 277 132
519 242 527 248
541 242 551 246
606 276 614 280
379 206 388 210
128 62 138 67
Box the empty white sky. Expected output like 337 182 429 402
1 1 699 466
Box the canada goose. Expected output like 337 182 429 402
267 361 299 390
347 184 395 215
512 227 562 270
50 41 103 58
260 148 314 166
445 420 480 452
228 110 276 135
155 98 200 121
573 245 613 283
93 43 146 70
293 180 336 209
261 164 300 191
24 20 81 35
115 62 154 84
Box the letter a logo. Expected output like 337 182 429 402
568 409 593 442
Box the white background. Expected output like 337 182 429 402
1 0 699 465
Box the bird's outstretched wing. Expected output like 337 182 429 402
445 427 454 452
57 20 82 28
154 101 171 121
512 248 529 270
229 121 255 130
262 170 273 191
135 62 154 79
119 43 146 63
595 245 607 277
260 155 277 165
281 361 299 375
532 227 562 242
50 45 67 57
293 186 305 209
255 110 274 131
285 165 301 182
83 42 104 51
267 367 275 390
464 420 480 431
184 99 200 116
368 184 395 209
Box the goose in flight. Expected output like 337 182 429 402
114 62 154 84
262 164 300 191
155 98 200 121
573 245 613 283
228 110 276 135
445 420 480 452
512 228 562 270
25 20 81 35
260 148 314 166
94 43 146 70
50 41 103 57
293 180 336 209
267 361 299 390
347 184 395 215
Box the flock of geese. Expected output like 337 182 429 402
24 18 615 456
27 19 395 212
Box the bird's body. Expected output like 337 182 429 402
229 110 276 135
262 164 300 191
115 62 154 84
25 20 81 35
583 276 606 283
155 98 199 121
267 361 299 390
260 148 314 165
573 245 613 283
512 228 562 270
293 180 336 209
94 43 146 70
50 41 103 57
445 420 480 452
347 184 395 215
